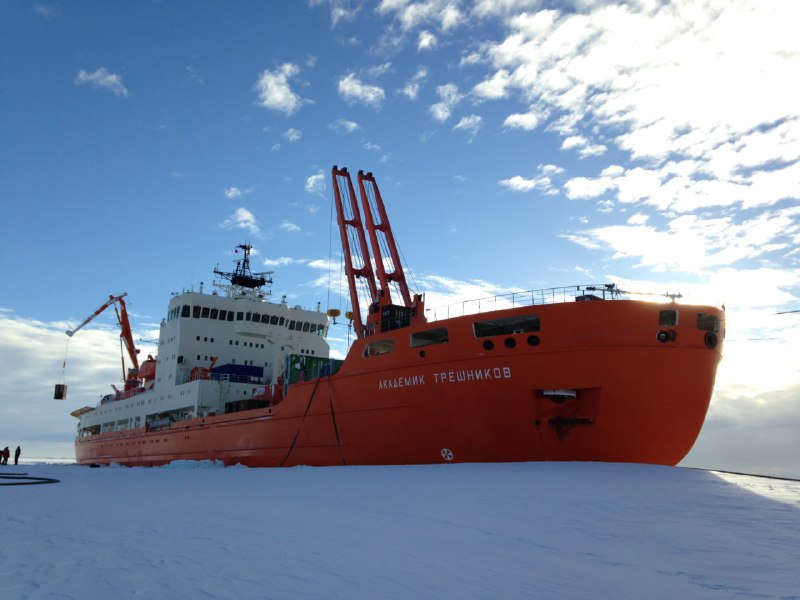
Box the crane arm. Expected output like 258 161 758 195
66 292 140 372
66 294 128 337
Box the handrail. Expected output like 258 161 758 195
426 284 623 322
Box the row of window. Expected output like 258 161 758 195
659 310 722 332
167 304 326 335
365 314 541 357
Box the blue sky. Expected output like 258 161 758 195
1 0 798 475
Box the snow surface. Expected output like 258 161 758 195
1 462 798 600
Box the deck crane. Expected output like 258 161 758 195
331 166 425 339
66 293 141 389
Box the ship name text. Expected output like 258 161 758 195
378 375 426 390
377 367 512 391
433 367 512 384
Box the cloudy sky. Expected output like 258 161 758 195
1 0 798 475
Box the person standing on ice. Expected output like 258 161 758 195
14 446 21 465
1 447 8 465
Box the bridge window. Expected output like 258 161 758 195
697 313 720 332
181 305 190 318
201 307 210 318
193 305 201 318
659 310 678 326
411 328 449 348
210 308 218 319
365 339 394 357
473 314 540 338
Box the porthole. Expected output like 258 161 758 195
483 340 494 351
504 337 516 349
704 332 718 349
527 335 540 347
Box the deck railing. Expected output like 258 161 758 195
426 284 623 322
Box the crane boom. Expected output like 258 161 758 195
66 293 140 373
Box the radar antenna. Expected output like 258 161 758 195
213 244 273 290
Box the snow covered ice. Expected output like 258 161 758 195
1 462 798 599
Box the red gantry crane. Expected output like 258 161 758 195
331 166 425 338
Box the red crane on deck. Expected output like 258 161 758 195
66 293 141 387
331 166 425 339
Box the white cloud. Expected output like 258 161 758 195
279 220 301 233
338 73 385 109
329 118 361 133
503 110 541 131
453 114 482 140
224 186 254 199
472 69 511 100
499 164 563 194
305 170 326 195
221 208 260 236
564 205 800 274
262 256 301 267
561 135 607 158
310 0 360 27
471 0 539 19
378 0 465 32
418 30 437 51
33 3 59 18
254 63 307 115
626 213 649 226
471 1 800 214
400 67 428 100
284 128 302 142
74 67 129 96
498 176 539 192
429 83 461 122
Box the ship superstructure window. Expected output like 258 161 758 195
201 307 210 318
218 310 227 320
227 312 234 321
473 314 540 338
365 339 394 356
182 305 190 318
411 328 449 348
210 308 218 319
697 313 720 332
237 312 244 320
270 315 279 325
659 310 678 326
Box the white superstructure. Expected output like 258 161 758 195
73 245 330 437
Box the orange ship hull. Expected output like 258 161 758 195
76 300 723 467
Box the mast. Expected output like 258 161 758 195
213 244 273 297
